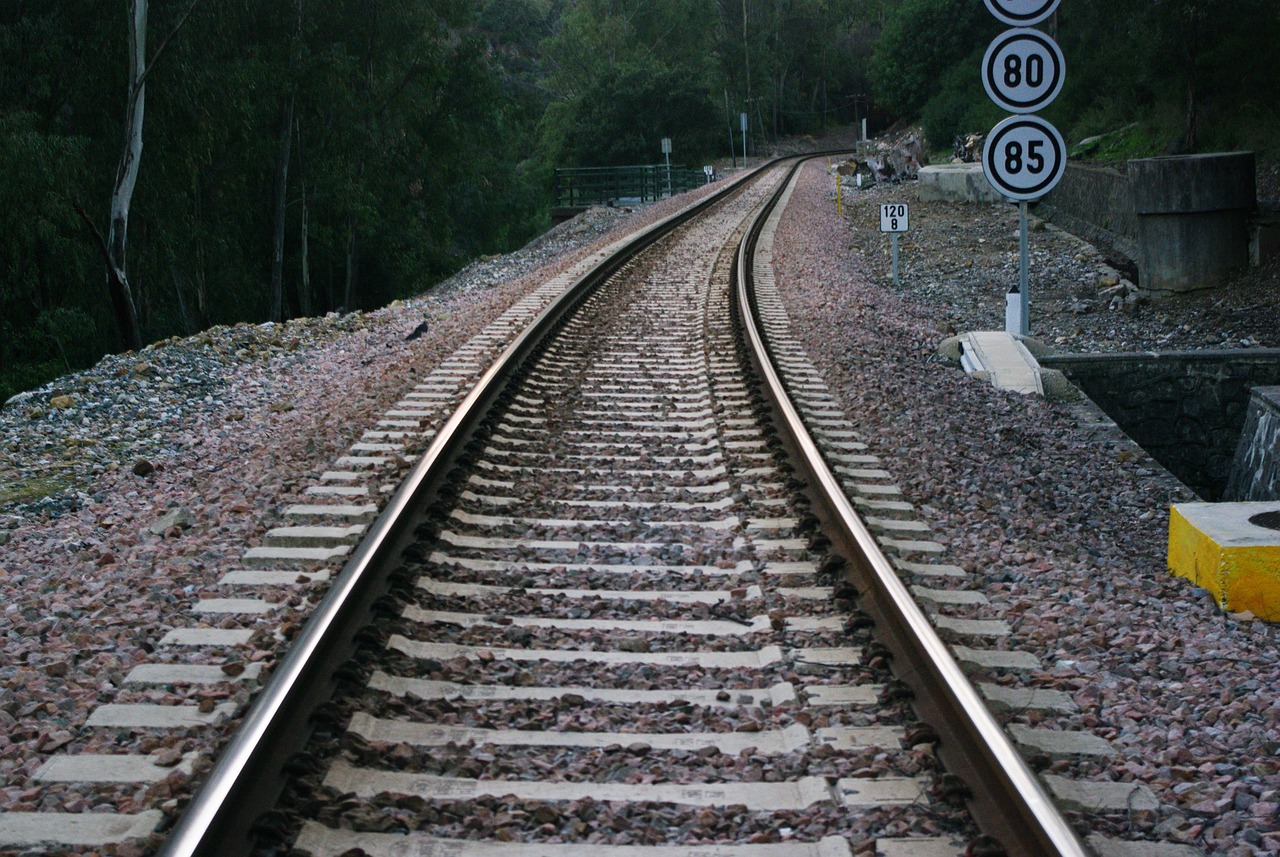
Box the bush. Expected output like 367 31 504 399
870 0 992 119
918 55 1002 156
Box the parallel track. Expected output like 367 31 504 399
157 157 1087 857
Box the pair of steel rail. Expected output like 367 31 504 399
157 154 1088 857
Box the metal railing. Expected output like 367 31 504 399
553 164 708 209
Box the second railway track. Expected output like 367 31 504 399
157 158 1085 857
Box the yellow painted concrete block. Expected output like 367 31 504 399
1168 503 1280 620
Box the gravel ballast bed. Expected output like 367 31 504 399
2 155 1277 856
0 186 726 851
772 162 1280 855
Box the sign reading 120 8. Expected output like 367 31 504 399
981 115 1066 201
983 0 1060 26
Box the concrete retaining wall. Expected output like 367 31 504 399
1225 386 1280 501
1038 163 1137 271
1039 154 1258 291
1130 152 1256 294
1041 350 1280 499
918 163 1003 204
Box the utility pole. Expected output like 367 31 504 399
724 90 736 168
742 0 751 126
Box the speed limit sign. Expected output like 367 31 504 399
981 114 1066 201
983 0 1060 26
982 28 1065 113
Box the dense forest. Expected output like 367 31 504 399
3 0 1277 402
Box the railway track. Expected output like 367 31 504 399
152 158 1089 857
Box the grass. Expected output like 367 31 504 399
0 473 73 507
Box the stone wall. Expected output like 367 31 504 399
1225 386 1280 501
1041 350 1280 499
1037 163 1138 271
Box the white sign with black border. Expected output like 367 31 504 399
981 114 1066 201
983 0 1060 26
879 202 909 233
982 28 1065 114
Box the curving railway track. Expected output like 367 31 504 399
150 158 1092 857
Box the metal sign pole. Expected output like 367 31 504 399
1018 200 1030 335
661 138 673 198
981 0 1066 340
891 233 900 285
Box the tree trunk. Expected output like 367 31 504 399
299 178 312 317
270 93 294 322
296 107 312 317
343 216 357 311
170 261 195 334
102 0 203 351
105 0 148 351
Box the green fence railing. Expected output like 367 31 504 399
553 164 708 209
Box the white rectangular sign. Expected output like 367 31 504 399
879 203 909 233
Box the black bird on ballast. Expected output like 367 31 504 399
405 318 430 341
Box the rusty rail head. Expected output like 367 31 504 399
733 156 1090 857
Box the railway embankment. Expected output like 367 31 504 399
777 161 1280 855
0 154 1277 855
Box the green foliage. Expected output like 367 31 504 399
0 111 100 401
869 0 991 119
539 0 723 166
917 52 1001 155
4 0 1279 402
869 0 1280 164
1054 0 1280 157
549 59 722 166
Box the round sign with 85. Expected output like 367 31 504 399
981 114 1066 201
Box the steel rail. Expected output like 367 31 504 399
155 165 767 857
733 156 1090 857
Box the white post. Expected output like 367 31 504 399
1006 201 1030 336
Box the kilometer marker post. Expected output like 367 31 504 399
880 202 909 285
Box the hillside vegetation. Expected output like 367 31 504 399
3 0 1276 401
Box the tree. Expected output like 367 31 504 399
85 0 204 352
868 0 989 120
541 0 722 165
